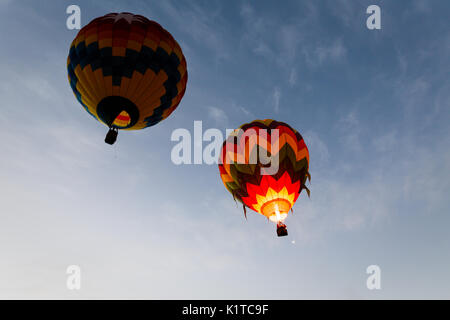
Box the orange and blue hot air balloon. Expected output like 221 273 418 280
218 119 310 237
67 12 188 144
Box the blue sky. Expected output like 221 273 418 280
0 0 449 299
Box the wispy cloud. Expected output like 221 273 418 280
327 0 358 27
288 68 297 86
304 39 347 67
273 87 281 113
303 131 329 167
239 2 275 61
207 106 228 124
157 0 230 61
336 110 361 152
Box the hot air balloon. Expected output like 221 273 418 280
67 12 188 144
218 119 310 237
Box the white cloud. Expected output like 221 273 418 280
240 3 275 61
273 87 281 113
207 106 228 124
313 39 347 66
337 110 361 152
231 102 253 118
288 68 297 86
277 24 303 66
396 77 429 111
328 0 357 27
239 106 251 116
396 48 408 73
303 131 329 167
372 130 398 153
252 42 274 59
158 0 230 61
412 0 432 14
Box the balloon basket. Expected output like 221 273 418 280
276 222 288 237
105 128 118 145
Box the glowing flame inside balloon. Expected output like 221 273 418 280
267 203 288 223
275 204 282 221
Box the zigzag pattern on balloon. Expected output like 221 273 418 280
221 127 309 175
218 119 310 220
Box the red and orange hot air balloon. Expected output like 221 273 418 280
67 12 188 144
218 119 310 237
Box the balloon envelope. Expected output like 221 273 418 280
219 119 310 224
67 12 188 131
